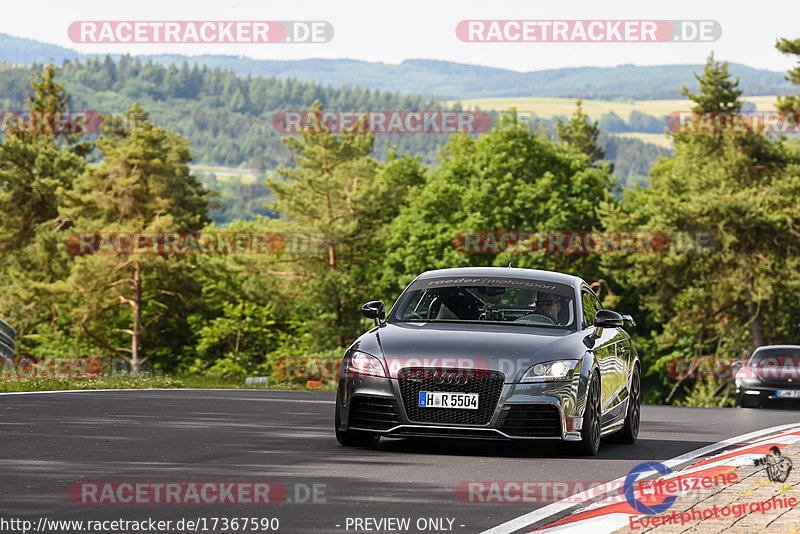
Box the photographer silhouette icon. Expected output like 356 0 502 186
754 446 793 483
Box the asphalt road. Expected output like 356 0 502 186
2 390 800 534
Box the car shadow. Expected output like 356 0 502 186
373 436 715 461
758 399 800 410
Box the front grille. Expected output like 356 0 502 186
499 404 561 437
397 368 505 426
392 427 506 439
349 396 401 430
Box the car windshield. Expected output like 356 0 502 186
390 276 576 329
751 348 800 365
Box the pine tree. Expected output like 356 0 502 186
0 64 88 250
680 53 742 112
265 102 378 347
0 64 88 347
776 37 800 111
556 98 606 164
65 104 210 372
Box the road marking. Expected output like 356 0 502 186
480 422 800 534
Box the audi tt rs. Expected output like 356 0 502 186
334 267 641 455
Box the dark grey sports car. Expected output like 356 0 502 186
334 267 641 455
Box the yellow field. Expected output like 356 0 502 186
615 132 674 149
449 96 781 122
190 165 258 183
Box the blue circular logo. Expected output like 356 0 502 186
624 462 676 514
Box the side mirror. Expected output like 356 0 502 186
594 309 623 328
361 300 386 326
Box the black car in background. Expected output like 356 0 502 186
334 267 641 456
735 345 800 408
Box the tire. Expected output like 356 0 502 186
736 393 764 409
570 372 601 456
335 406 380 447
610 365 640 444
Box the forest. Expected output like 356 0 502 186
1 36 800 406
0 56 668 188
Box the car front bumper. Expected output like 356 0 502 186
736 384 800 404
336 365 591 441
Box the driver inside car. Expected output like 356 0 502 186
534 293 562 324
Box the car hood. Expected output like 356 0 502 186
350 321 589 381
744 359 800 385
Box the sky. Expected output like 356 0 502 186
2 0 798 73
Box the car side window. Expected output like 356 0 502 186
581 289 603 329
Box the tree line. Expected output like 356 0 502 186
1 38 799 405
0 56 668 189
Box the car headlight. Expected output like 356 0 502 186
735 366 755 387
521 360 579 382
734 368 745 387
342 351 387 379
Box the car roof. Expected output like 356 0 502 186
414 267 585 288
754 345 800 351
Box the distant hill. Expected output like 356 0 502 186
0 32 791 100
0 58 448 169
0 56 669 197
0 33 84 66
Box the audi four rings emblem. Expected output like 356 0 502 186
431 373 469 385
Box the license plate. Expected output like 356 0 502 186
776 390 800 398
418 391 478 410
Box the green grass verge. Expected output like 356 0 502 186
0 374 337 393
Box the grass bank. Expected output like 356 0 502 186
0 374 337 393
